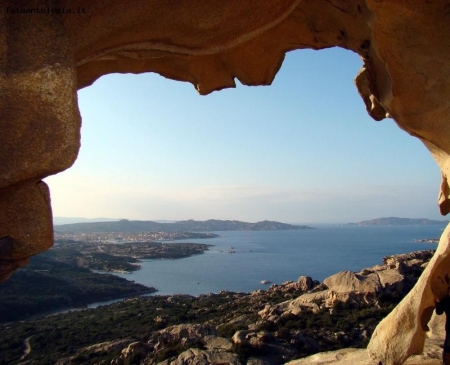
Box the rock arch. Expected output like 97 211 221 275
1 1 450 364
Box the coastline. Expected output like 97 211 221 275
1 227 440 323
0 248 437 365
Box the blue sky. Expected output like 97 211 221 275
45 47 443 223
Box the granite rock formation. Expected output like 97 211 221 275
286 312 446 365
2 1 450 364
258 251 432 324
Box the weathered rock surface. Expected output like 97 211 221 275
324 271 381 294
367 226 450 365
231 330 299 364
260 251 433 324
56 339 134 365
3 1 450 364
203 335 233 352
110 324 231 365
0 181 54 282
155 324 218 349
158 348 241 365
286 313 446 365
297 276 315 292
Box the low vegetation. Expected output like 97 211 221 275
0 240 213 323
0 255 154 323
0 248 432 364
0 286 400 365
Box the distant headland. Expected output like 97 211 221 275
346 217 449 226
54 219 314 233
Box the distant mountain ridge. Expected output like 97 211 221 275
54 219 313 233
347 217 449 226
53 217 121 225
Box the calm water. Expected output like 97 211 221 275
112 225 441 296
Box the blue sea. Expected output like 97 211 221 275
112 225 442 297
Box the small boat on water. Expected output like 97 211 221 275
261 280 271 285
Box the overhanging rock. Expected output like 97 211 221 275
1 1 450 363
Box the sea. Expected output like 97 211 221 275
108 225 442 297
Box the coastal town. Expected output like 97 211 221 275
49 238 212 273
54 231 218 243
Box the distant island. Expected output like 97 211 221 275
55 219 313 233
346 217 449 226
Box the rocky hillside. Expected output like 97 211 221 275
54 219 313 233
2 250 436 365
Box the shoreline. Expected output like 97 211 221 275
6 288 158 324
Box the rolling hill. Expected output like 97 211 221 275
54 219 313 233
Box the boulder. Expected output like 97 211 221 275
203 335 233 351
259 290 327 321
161 348 241 365
120 341 151 364
232 330 253 346
377 269 406 293
156 324 217 348
323 271 381 294
297 276 314 291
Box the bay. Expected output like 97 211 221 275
112 225 442 296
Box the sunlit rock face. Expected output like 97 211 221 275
367 224 450 365
1 1 450 363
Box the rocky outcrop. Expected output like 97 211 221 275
231 330 299 364
3 1 450 363
259 291 326 321
297 276 315 292
286 312 446 365
367 228 450 365
106 324 236 365
47 250 436 365
56 339 134 365
158 348 241 365
259 251 433 323
155 324 218 349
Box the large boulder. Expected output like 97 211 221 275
155 324 217 349
203 335 233 352
323 271 381 294
297 276 315 292
160 348 242 365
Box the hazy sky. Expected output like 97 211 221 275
45 48 443 224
